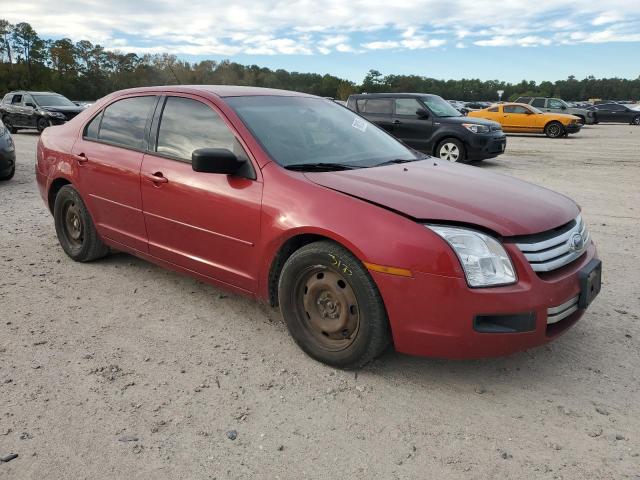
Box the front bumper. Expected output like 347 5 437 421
566 123 582 134
466 133 507 160
373 241 598 359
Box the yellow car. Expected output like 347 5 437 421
468 102 582 138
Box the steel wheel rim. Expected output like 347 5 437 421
294 266 360 352
63 201 84 247
439 143 460 162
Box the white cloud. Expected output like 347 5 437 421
2 0 640 56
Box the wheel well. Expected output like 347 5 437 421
48 178 71 213
433 137 464 156
268 233 332 307
544 120 563 130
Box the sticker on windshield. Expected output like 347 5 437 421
351 117 368 132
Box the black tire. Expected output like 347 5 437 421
632 115 640 126
53 185 109 262
436 138 466 162
0 165 15 181
544 121 564 138
2 116 18 134
278 241 391 368
36 117 51 133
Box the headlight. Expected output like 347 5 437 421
462 123 490 134
426 225 516 287
39 110 65 118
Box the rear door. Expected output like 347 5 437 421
72 94 157 252
355 98 394 133
392 97 432 151
140 94 263 292
18 94 37 128
595 104 618 122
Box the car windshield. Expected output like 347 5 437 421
226 96 419 169
421 96 462 117
32 94 76 107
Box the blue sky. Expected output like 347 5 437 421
5 1 640 83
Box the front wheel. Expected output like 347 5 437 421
544 121 565 138
278 241 391 368
53 185 109 262
0 165 15 181
436 138 466 162
632 115 640 126
36 117 51 133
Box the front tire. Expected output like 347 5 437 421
53 185 109 262
436 138 466 162
278 241 391 368
632 115 640 126
0 165 15 181
544 121 564 138
37 117 51 133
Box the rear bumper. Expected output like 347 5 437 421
466 133 507 160
374 241 598 359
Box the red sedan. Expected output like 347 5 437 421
36 86 601 368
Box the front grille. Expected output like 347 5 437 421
514 215 590 272
547 295 579 324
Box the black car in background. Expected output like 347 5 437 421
0 91 85 133
347 93 506 163
0 118 16 180
588 103 640 125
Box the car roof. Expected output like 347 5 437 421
108 85 315 98
348 93 438 98
7 91 61 95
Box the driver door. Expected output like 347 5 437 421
140 95 263 292
502 105 535 132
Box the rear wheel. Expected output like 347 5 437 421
36 117 51 133
278 241 391 368
53 185 109 262
2 116 18 134
436 138 466 162
544 121 564 138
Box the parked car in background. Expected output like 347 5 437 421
468 102 582 138
0 118 16 180
589 103 640 125
516 97 596 124
0 91 85 133
447 100 469 115
347 93 506 162
35 85 600 367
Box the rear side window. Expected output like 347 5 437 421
156 96 244 162
357 98 392 115
504 105 530 114
11 95 22 104
488 106 499 112
531 98 546 108
395 98 423 116
98 96 156 149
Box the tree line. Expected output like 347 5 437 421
1 19 639 102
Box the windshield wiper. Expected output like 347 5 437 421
374 157 424 167
284 162 360 172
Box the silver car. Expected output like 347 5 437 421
515 97 596 125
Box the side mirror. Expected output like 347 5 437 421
416 108 430 119
25 102 36 108
192 148 245 175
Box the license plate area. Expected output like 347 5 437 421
578 259 602 309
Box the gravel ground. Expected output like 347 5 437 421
1 125 639 479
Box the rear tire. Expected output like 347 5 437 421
53 185 109 262
436 138 466 162
544 121 564 138
2 116 18 134
278 241 391 369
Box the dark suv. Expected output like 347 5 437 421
347 93 506 162
0 91 85 133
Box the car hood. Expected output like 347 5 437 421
304 161 578 237
39 106 84 114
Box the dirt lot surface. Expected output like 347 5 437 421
1 125 639 479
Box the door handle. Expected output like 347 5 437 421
74 153 88 163
144 172 168 184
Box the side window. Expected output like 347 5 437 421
608 104 624 111
23 94 35 107
156 96 247 163
359 98 393 115
98 96 156 149
1 94 11 104
488 106 499 112
356 99 366 112
84 111 103 139
11 95 22 104
395 98 423 116
548 99 564 109
504 105 530 114
531 98 546 108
